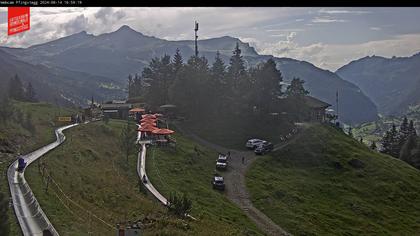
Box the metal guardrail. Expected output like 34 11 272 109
7 123 78 236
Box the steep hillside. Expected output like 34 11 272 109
25 120 262 235
274 58 378 124
336 53 420 115
247 124 420 235
1 25 378 124
0 101 77 235
146 132 263 235
0 49 125 107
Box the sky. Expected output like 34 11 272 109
1 7 420 71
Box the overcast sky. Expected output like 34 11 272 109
1 7 420 71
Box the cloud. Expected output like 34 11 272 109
319 9 371 14
59 14 89 35
312 16 348 23
370 27 382 31
255 33 420 71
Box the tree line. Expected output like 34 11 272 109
128 44 310 122
8 74 37 103
380 117 420 169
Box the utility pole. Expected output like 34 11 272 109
336 90 339 122
194 21 199 57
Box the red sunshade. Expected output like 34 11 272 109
138 125 158 132
141 121 156 127
151 128 175 135
140 117 157 122
129 108 145 113
142 114 157 119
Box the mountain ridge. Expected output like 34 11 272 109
337 52 420 115
1 25 378 124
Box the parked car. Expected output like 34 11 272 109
254 141 274 155
216 154 228 170
246 139 265 149
212 175 225 191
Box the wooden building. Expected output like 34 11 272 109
101 102 132 120
304 96 331 122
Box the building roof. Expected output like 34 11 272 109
101 103 132 110
304 96 331 109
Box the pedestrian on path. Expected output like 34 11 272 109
242 156 245 164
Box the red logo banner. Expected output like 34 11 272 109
8 7 30 36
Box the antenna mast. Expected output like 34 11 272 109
194 21 199 57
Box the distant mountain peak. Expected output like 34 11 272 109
115 25 141 34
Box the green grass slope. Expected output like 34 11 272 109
146 133 263 235
247 124 420 235
26 120 196 235
179 114 294 150
0 101 76 235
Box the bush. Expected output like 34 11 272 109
167 192 192 218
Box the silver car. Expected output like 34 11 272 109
246 139 265 149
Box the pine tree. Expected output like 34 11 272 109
25 82 37 102
398 116 410 147
253 58 283 114
9 74 25 101
381 124 400 157
228 42 246 89
211 51 226 84
172 48 183 75
408 120 417 137
400 134 417 162
286 77 309 98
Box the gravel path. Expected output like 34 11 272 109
173 122 307 236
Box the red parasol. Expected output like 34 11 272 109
129 108 145 113
138 125 158 132
142 114 157 119
141 121 156 127
151 128 175 135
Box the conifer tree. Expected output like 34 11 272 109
26 82 37 102
228 42 246 89
211 51 226 84
172 48 184 75
408 120 417 137
9 74 25 101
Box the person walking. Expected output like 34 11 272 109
242 156 245 164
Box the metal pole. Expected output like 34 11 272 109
194 21 199 57
336 90 339 121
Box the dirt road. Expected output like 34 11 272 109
173 122 300 236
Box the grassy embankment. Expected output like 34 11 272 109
145 132 263 235
26 120 184 235
0 101 76 235
247 124 420 235
26 119 262 235
179 114 294 150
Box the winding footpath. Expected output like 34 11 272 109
7 123 78 236
174 122 308 236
